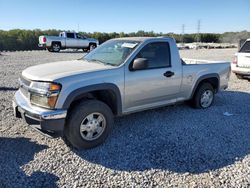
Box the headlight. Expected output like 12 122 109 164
29 82 61 109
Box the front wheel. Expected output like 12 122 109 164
83 48 88 52
190 82 215 109
88 43 96 51
64 100 114 149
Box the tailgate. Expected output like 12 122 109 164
237 53 250 68
39 36 46 44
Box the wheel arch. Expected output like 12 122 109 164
51 41 62 47
62 83 122 116
190 73 220 99
89 42 97 47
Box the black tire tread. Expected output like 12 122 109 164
190 82 214 109
64 100 113 149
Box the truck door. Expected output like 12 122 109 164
76 33 89 48
66 32 78 48
124 41 182 111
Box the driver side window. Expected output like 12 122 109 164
135 42 171 69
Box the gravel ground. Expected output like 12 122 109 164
0 49 250 187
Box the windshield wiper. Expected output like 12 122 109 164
102 62 115 66
89 59 105 64
89 59 114 66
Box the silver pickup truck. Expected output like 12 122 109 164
38 31 99 52
13 37 231 149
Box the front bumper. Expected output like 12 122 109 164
13 90 67 137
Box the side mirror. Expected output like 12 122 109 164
131 58 148 71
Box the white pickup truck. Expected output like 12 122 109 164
14 37 231 149
232 39 250 79
38 31 99 52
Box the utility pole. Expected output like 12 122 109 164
196 20 201 43
182 24 185 44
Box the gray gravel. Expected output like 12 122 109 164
0 49 250 187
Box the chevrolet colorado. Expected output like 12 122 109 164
13 37 231 149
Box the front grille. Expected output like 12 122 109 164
19 76 31 99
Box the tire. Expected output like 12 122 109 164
51 42 61 52
47 48 53 52
83 48 88 52
64 100 114 149
190 82 215 109
88 43 96 51
235 73 244 79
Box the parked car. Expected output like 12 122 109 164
13 37 231 149
232 39 250 79
38 31 99 52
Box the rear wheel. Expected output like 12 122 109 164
64 100 114 149
52 43 61 52
190 82 215 109
47 48 53 52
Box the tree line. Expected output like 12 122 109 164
0 29 249 51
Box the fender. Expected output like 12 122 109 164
190 73 220 98
62 83 122 115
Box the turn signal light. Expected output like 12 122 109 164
49 83 61 91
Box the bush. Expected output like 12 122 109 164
0 29 248 51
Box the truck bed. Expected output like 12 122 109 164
180 58 231 99
182 58 228 65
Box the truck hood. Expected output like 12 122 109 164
22 60 113 81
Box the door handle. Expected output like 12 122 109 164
163 71 175 77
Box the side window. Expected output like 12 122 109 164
76 33 80 39
135 42 171 69
66 33 75 38
240 41 250 53
76 33 85 39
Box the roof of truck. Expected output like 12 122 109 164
112 36 174 42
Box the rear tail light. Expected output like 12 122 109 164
42 37 46 43
232 56 237 65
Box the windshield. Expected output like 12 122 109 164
83 40 140 66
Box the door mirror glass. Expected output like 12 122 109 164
131 58 148 71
